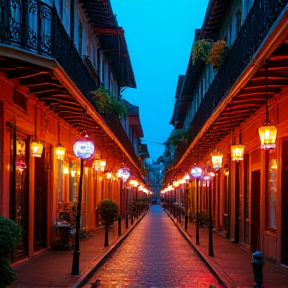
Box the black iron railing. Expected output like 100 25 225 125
0 1 97 101
0 0 141 167
173 0 288 165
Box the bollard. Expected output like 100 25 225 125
252 251 264 287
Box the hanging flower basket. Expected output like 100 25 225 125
207 40 228 71
90 87 127 117
192 39 213 65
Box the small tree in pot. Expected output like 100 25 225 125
97 199 119 246
0 217 22 288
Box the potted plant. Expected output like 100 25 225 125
0 217 22 288
192 39 213 65
97 199 119 246
207 40 228 71
90 87 127 118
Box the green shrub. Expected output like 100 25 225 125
97 199 119 226
0 217 22 288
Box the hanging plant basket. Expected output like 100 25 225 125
207 40 228 71
90 87 127 118
192 39 213 65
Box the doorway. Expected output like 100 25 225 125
34 148 47 251
281 139 288 265
251 169 260 252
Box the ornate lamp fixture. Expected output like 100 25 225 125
73 139 95 160
211 148 223 171
191 166 203 179
117 167 131 183
55 144 66 160
31 105 44 157
258 60 277 149
231 130 245 161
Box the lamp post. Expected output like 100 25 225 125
204 171 215 257
191 166 203 245
117 167 130 235
71 139 95 275
184 173 190 231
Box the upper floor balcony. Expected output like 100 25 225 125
172 0 288 166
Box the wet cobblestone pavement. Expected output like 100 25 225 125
84 205 221 288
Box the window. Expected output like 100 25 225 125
266 149 277 231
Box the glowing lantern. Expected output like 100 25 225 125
191 166 203 178
31 141 44 157
73 140 95 160
55 145 66 160
231 144 245 161
258 125 277 149
117 167 130 183
211 149 223 171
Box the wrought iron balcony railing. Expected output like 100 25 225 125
0 0 141 167
172 0 288 165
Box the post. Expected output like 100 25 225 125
125 187 129 229
71 158 83 275
185 182 188 231
208 179 214 256
196 178 200 245
118 180 122 236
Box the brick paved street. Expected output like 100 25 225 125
83 205 222 288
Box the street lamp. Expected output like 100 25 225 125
191 166 203 245
184 173 190 231
203 170 215 256
71 138 95 275
117 167 130 235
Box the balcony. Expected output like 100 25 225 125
172 0 288 166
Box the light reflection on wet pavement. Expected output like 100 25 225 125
84 205 220 288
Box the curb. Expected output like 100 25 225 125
75 212 147 288
164 209 236 288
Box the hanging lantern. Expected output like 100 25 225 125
258 61 277 149
258 125 277 149
73 140 95 160
191 166 203 178
231 144 245 161
211 149 223 171
172 180 180 188
129 179 139 187
105 171 112 179
184 173 190 183
31 141 44 157
99 159 106 171
55 144 66 160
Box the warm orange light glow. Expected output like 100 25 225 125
211 149 223 171
55 145 66 160
258 125 277 149
31 141 44 157
231 144 245 161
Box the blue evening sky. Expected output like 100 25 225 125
110 0 209 161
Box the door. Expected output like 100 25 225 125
34 148 47 251
10 135 29 262
251 169 260 252
281 139 288 265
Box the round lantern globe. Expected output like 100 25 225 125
73 140 95 159
191 167 203 178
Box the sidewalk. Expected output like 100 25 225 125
9 206 288 288
167 209 288 288
10 215 145 288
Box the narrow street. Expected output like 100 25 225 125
83 205 221 288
